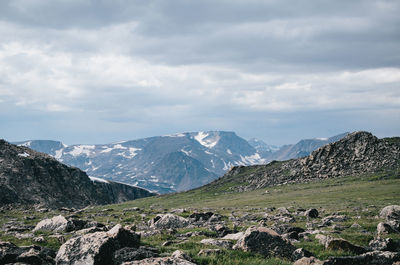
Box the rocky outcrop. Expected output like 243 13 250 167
0 140 154 208
211 132 400 191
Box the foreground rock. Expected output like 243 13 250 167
56 224 140 265
233 226 296 259
0 241 56 264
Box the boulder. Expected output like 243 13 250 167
324 250 400 265
33 215 68 232
233 226 296 259
151 214 189 229
0 241 56 264
188 212 214 222
369 237 399 252
198 249 223 256
304 208 319 218
377 222 398 234
325 238 367 254
56 224 140 265
200 239 234 249
122 250 195 265
292 248 313 261
293 257 324 265
380 205 400 221
113 246 159 264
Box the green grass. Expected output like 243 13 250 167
1 172 399 264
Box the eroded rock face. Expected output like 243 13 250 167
55 224 140 265
233 226 296 259
150 214 189 229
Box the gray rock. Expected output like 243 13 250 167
200 239 234 249
198 249 223 256
55 224 140 265
151 214 189 229
293 257 324 265
304 209 319 218
122 250 195 265
369 237 399 251
33 215 68 232
113 246 159 264
380 205 400 221
222 232 244 240
233 226 296 259
292 248 313 261
0 241 56 265
325 238 367 255
324 250 400 265
377 222 398 234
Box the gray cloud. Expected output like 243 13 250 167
0 0 399 145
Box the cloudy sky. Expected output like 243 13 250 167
0 0 399 145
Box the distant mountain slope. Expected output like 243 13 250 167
210 132 400 192
16 131 266 193
0 140 154 208
265 132 348 161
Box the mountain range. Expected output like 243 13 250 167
14 131 348 193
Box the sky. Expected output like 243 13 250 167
0 0 399 146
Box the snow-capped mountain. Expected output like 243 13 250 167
16 131 265 194
15 131 348 194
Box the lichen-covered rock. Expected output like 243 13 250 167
292 248 313 261
55 224 140 265
233 226 296 259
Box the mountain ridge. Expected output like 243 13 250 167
208 131 400 192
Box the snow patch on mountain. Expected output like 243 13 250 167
194 132 220 148
18 152 30 157
68 145 95 157
89 176 109 183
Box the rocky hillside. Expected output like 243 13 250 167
212 131 400 192
0 140 154 208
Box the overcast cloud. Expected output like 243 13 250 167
0 0 399 145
